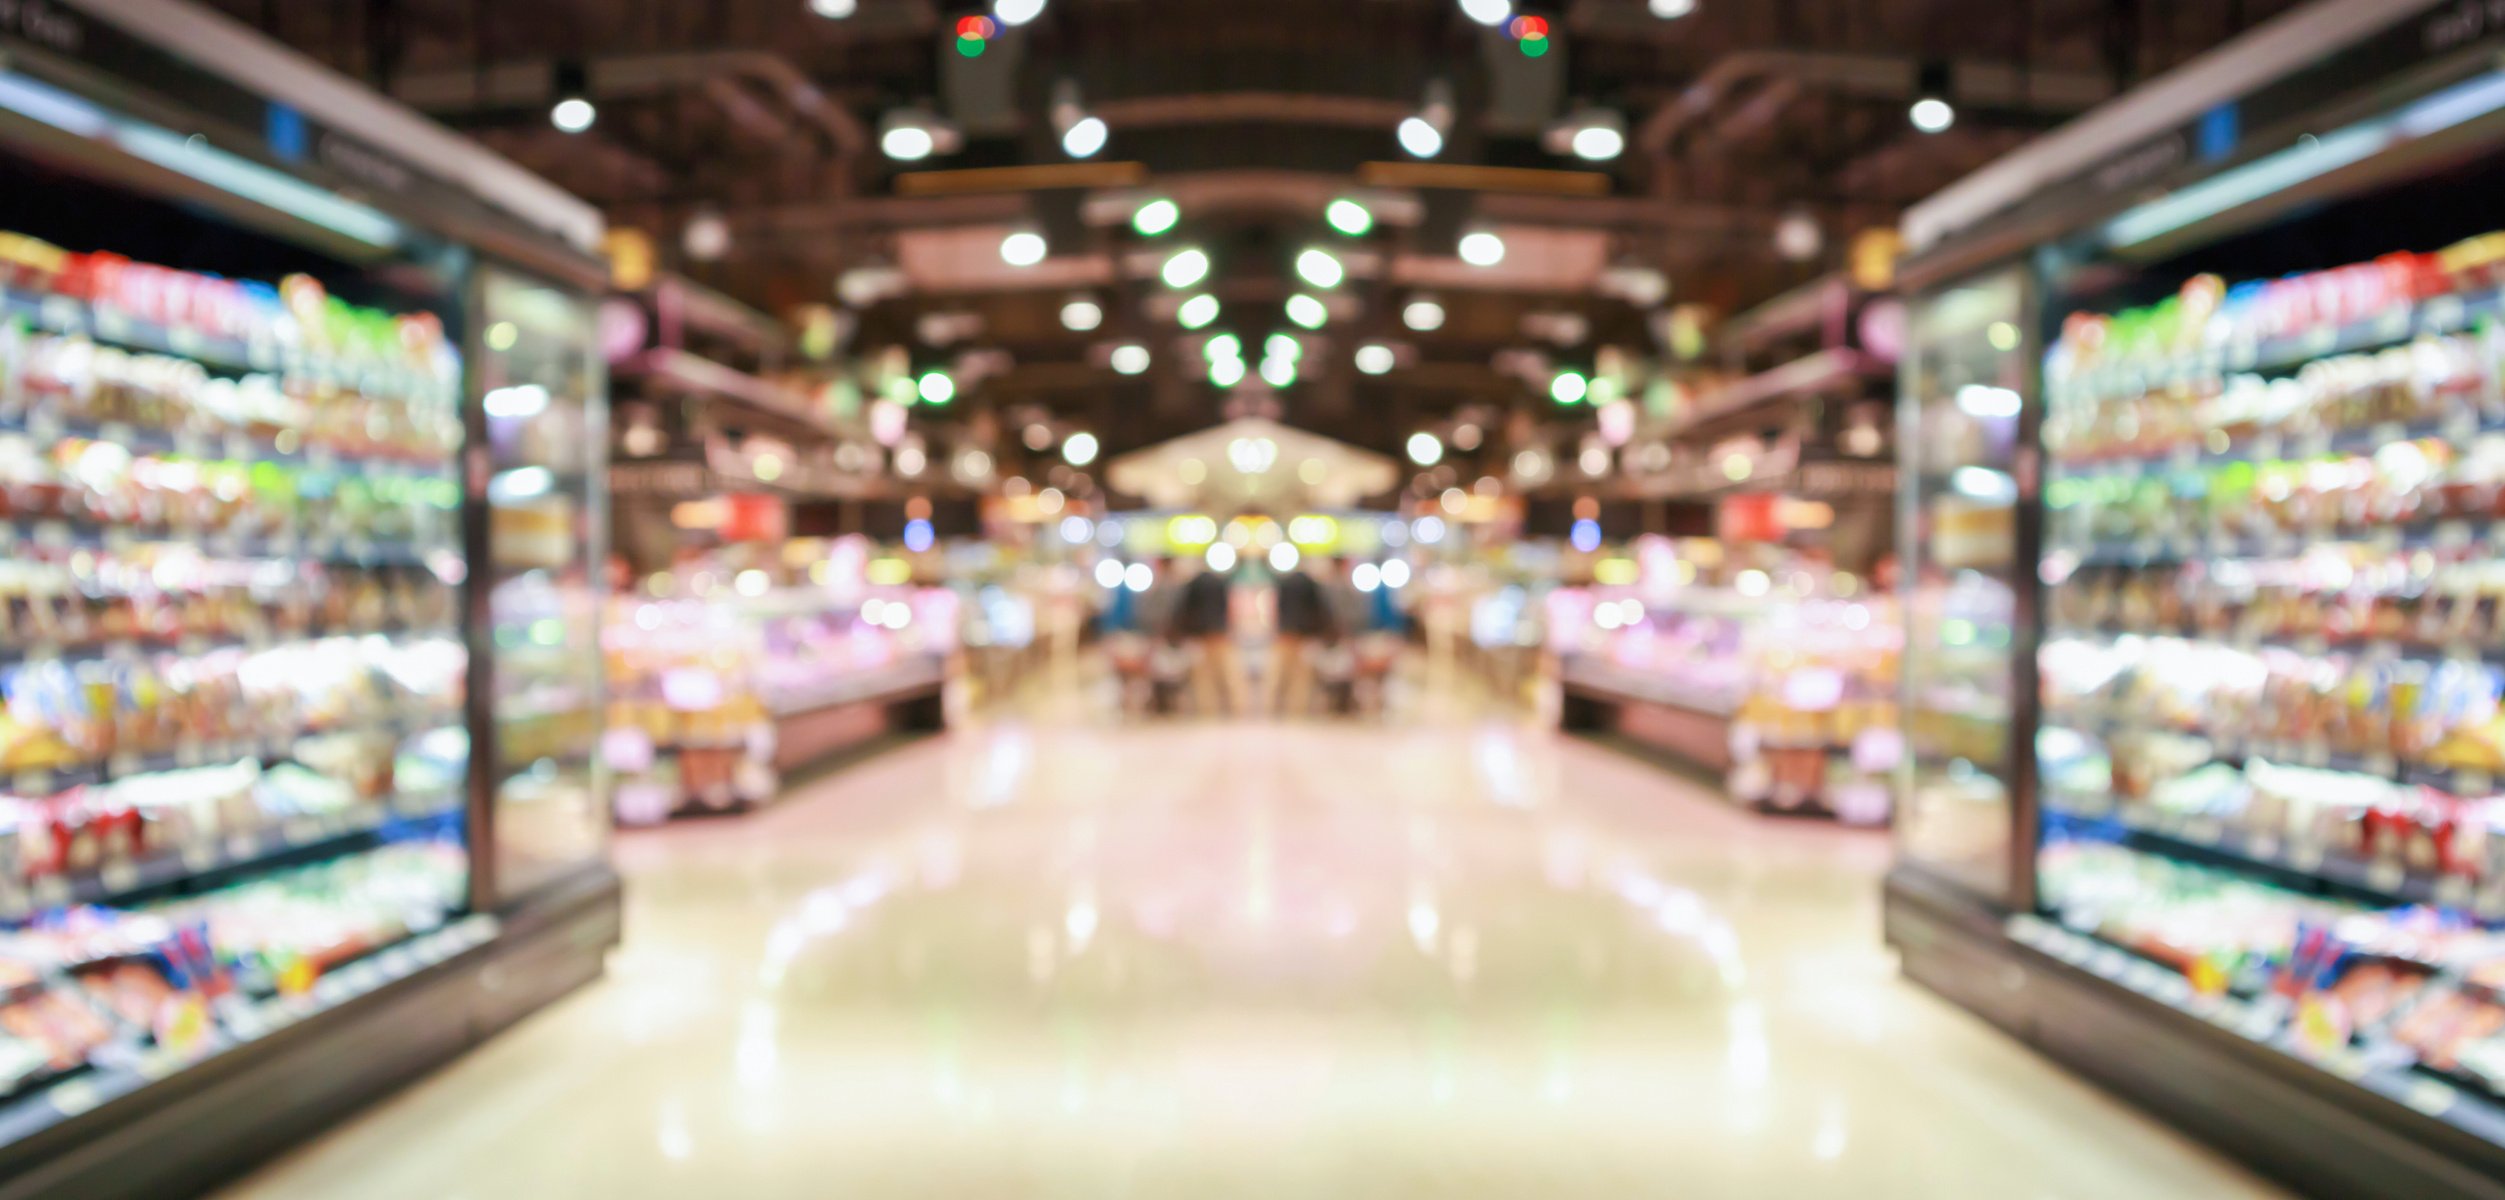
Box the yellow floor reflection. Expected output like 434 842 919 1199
223 709 2277 1198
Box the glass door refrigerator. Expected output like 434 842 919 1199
0 1 618 1193
1888 1 2505 1195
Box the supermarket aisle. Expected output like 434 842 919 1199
225 716 2273 1199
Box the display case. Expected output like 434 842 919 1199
0 2 618 1195
606 537 949 821
1886 3 2505 1197
1556 539 1899 821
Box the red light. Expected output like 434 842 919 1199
1510 15 1548 39
956 15 997 38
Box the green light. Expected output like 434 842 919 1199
1294 248 1344 289
1325 199 1374 237
1285 294 1328 329
1259 357 1296 388
957 36 986 57
1550 370 1588 405
1210 356 1247 387
1203 332 1242 362
918 370 955 405
1178 293 1221 329
1265 333 1302 363
1520 35 1549 57
1162 247 1211 288
1132 198 1181 237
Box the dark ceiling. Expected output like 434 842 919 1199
214 0 2303 462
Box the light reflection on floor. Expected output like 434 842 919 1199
224 708 2279 1198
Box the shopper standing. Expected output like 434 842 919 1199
1169 557 1243 715
1270 557 1336 716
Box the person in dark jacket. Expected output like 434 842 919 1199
1269 557 1337 716
1168 557 1242 714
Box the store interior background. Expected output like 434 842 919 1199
9 0 2505 1196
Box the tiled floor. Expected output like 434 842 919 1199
224 706 2277 1198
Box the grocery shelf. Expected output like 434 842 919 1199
0 912 498 1150
2043 802 2505 918
2053 286 2501 407
1557 658 1741 719
2052 623 2505 668
2057 517 2489 567
2053 415 2503 478
0 512 447 567
2045 707 2502 796
0 705 459 797
0 286 446 397
0 411 454 479
0 623 457 672
0 802 461 924
764 657 948 719
2005 914 2505 1149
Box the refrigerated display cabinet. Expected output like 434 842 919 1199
0 3 617 1196
1887 2 2505 1197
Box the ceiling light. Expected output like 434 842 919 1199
1269 543 1301 572
1571 124 1625 161
1001 230 1048 266
1459 0 1511 25
1062 115 1108 158
1452 423 1482 450
1649 0 1695 15
1162 247 1210 288
1061 296 1103 331
1550 106 1627 162
1406 432 1444 466
1775 209 1822 261
1580 444 1611 476
1110 344 1151 375
1178 293 1221 329
995 0 1047 24
916 371 955 405
550 97 596 134
1458 231 1506 267
683 210 730 260
1260 357 1296 387
1910 65 1956 133
1295 248 1345 289
1205 543 1237 571
1265 333 1302 362
1397 116 1445 159
1355 344 1396 375
1285 294 1329 329
811 0 857 14
1024 422 1056 451
1132 198 1180 237
1204 332 1243 362
1550 370 1589 404
1062 432 1100 466
1326 199 1374 236
1403 297 1446 331
1210 356 1247 387
878 110 956 161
